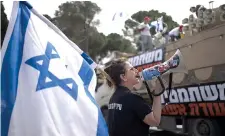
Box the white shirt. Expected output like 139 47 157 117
151 20 163 32
169 27 180 36
138 23 151 36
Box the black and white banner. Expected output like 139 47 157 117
161 81 225 104
161 81 225 117
128 47 165 72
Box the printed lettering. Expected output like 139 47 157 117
169 89 179 103
200 85 218 101
139 54 145 66
162 107 168 114
189 103 200 116
161 91 168 104
217 83 225 100
206 103 215 116
199 103 209 116
177 88 190 102
177 104 187 115
213 103 225 116
162 104 187 116
139 54 146 66
118 104 122 110
166 105 173 115
133 56 140 66
164 105 178 115
165 105 170 114
128 48 164 67
162 102 225 117
145 52 154 65
112 103 115 109
160 81 225 104
213 103 221 116
188 87 202 102
170 105 178 115
155 49 163 61
108 103 122 110
109 104 111 109
219 103 225 116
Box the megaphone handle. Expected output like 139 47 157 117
151 77 166 96
157 76 165 90
165 73 173 104
143 81 154 103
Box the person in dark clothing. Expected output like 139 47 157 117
104 59 163 136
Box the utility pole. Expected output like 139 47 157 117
81 1 89 54
209 1 214 9
84 19 89 54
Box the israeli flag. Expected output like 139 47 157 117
150 16 164 32
112 11 129 21
1 1 108 136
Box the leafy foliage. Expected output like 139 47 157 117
1 2 9 47
51 1 136 61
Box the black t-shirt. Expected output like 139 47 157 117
107 86 152 136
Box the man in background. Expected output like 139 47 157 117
168 25 183 42
137 16 154 52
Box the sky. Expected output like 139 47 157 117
3 0 225 35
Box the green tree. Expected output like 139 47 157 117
88 29 106 61
101 33 136 58
1 2 9 47
43 14 54 22
52 1 136 62
53 1 101 54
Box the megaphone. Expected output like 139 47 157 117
139 49 188 81
138 49 188 97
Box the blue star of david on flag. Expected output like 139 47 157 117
25 42 78 100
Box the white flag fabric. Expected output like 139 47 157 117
150 16 164 32
112 12 129 21
1 1 108 136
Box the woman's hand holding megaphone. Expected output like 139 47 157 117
138 64 168 96
138 49 187 96
149 78 168 96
